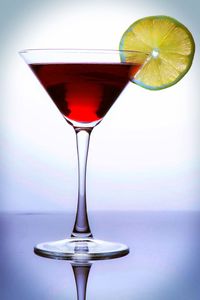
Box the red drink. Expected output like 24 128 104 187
30 63 140 123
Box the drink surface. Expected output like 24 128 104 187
30 63 140 123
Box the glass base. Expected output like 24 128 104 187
34 238 129 261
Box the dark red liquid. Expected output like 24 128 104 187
30 63 140 123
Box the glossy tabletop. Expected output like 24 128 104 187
0 211 200 299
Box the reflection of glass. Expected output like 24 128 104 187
20 49 140 260
72 262 91 300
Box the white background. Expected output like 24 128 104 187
1 0 199 211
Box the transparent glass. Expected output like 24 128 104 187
19 49 140 261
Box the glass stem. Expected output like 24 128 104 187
71 128 93 238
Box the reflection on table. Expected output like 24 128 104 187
1 212 200 299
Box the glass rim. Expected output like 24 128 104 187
19 48 144 55
19 48 146 64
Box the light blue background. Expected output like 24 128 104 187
1 0 199 212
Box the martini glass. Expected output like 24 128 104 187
20 49 141 260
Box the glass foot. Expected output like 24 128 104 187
34 238 129 260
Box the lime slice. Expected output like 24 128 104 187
119 16 195 90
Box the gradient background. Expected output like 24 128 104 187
1 0 199 212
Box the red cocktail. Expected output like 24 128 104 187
30 63 140 123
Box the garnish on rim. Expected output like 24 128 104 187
119 15 195 90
